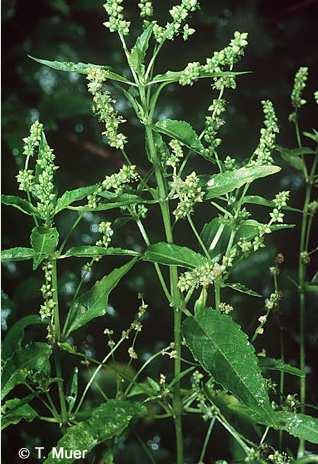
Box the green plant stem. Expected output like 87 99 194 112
141 85 184 463
51 259 68 423
136 219 172 302
187 214 210 259
214 280 221 310
198 418 215 463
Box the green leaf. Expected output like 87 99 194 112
155 119 204 155
201 218 231 257
303 130 318 143
183 309 275 425
2 396 38 430
143 242 206 268
225 282 262 298
206 165 281 199
275 411 318 444
129 24 153 73
29 56 132 85
2 342 52 400
1 247 34 262
277 146 305 171
259 357 305 377
65 258 137 335
276 146 315 157
62 246 139 259
2 315 43 361
1 194 36 216
70 193 145 212
55 185 97 213
44 400 146 464
30 226 59 269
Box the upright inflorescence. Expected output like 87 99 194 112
96 221 114 248
252 100 279 165
103 0 130 35
17 122 58 224
32 137 58 222
153 0 198 43
87 67 127 150
172 171 204 220
22 120 43 157
40 261 55 323
87 164 139 209
291 67 308 110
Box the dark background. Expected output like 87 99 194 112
2 0 318 462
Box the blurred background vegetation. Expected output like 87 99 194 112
2 0 318 462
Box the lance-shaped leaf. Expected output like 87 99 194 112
55 185 97 213
44 400 146 464
143 242 206 268
183 309 276 425
275 411 318 444
2 342 52 400
276 146 305 171
1 195 36 216
2 396 38 430
29 56 132 85
2 315 43 361
62 246 139 259
1 247 34 262
129 24 153 73
30 226 59 269
155 119 204 155
205 165 281 199
65 258 137 336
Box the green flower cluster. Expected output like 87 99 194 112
203 98 226 151
153 0 198 43
32 137 57 221
238 191 289 255
138 0 153 23
252 100 279 165
291 66 308 109
87 67 127 150
17 122 58 223
179 31 248 87
167 139 184 168
22 120 43 157
87 164 139 208
103 0 130 35
314 90 318 104
178 262 225 292
172 171 204 220
96 221 113 248
40 261 55 321
191 371 218 421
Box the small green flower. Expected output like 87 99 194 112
138 0 153 22
96 221 113 248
